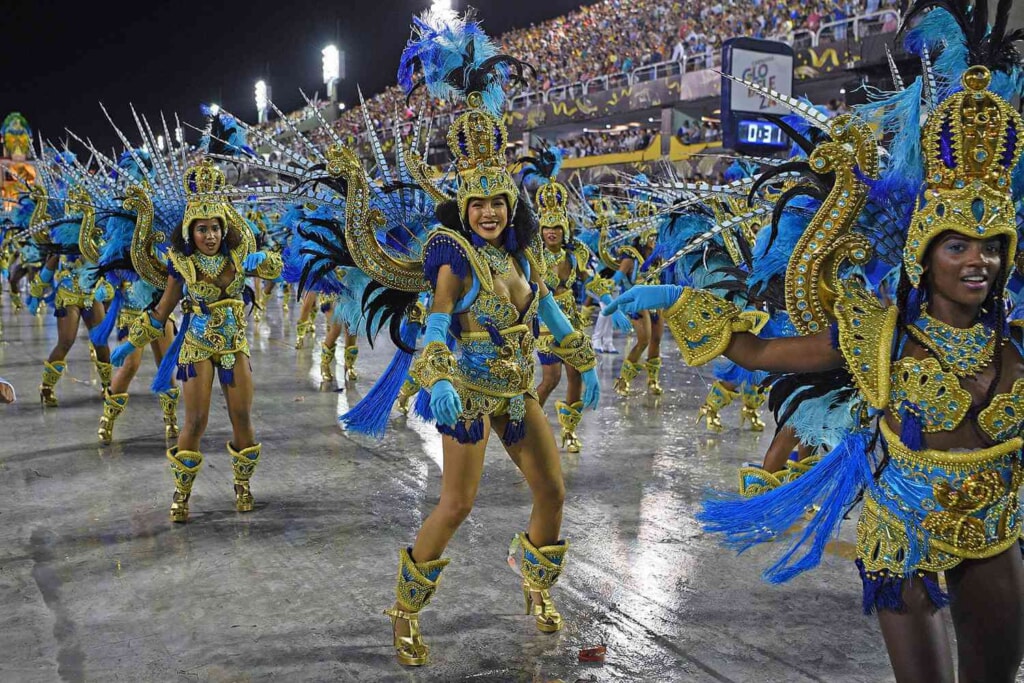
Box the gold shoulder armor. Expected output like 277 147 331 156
168 250 195 285
833 280 897 410
426 228 494 292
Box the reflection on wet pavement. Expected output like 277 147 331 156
0 298 960 682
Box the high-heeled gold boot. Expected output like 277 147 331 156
344 345 359 382
517 533 569 633
281 284 291 312
10 291 23 311
159 388 180 439
555 400 583 453
320 342 337 382
739 384 767 432
295 318 314 349
645 356 664 395
383 548 450 666
40 360 66 407
227 442 261 512
97 390 129 444
396 378 420 415
167 447 203 523
613 359 640 396
697 380 737 433
737 464 785 497
94 360 113 393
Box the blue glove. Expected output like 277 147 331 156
110 342 137 367
603 285 683 316
581 368 600 410
430 379 463 427
599 294 633 332
27 295 40 315
39 266 55 284
243 252 267 272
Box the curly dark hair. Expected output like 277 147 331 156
434 195 539 256
170 217 241 256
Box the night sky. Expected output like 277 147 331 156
3 0 593 152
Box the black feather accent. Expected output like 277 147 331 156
360 280 418 352
767 368 857 430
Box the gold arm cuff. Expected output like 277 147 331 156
664 288 755 366
253 251 283 280
549 330 597 372
127 313 164 348
409 341 457 389
29 277 49 298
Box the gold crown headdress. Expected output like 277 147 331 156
448 95 518 219
903 65 1022 286
182 159 231 239
536 179 570 230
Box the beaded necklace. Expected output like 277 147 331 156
479 244 512 276
194 252 228 280
907 309 995 377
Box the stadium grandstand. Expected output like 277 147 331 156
258 0 902 181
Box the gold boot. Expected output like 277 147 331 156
281 284 291 312
94 360 113 393
396 378 420 415
295 319 314 349
555 400 584 453
383 548 450 666
645 356 664 395
10 291 23 311
167 447 203 523
320 342 337 382
740 384 767 432
613 359 641 396
97 390 129 444
517 533 568 633
227 442 261 512
344 345 359 382
697 380 737 433
40 360 66 407
89 344 98 364
159 388 180 439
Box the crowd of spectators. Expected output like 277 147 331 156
259 0 894 160
561 126 658 158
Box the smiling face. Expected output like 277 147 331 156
191 218 224 256
542 225 565 248
924 232 1003 314
465 195 509 246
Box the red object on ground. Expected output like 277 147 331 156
578 645 607 663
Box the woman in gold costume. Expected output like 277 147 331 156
607 5 1024 675
112 160 282 523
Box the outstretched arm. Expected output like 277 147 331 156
724 331 843 374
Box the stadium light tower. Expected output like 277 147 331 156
322 44 343 102
255 80 271 124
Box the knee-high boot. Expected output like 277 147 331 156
97 390 129 444
555 400 584 453
517 532 569 633
40 360 66 407
159 388 180 439
167 447 203 523
740 384 767 432
344 345 359 382
383 548 450 666
227 442 261 512
613 359 641 396
697 380 737 433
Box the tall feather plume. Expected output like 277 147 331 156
397 8 534 115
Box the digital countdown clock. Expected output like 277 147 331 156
737 119 786 147
721 37 794 153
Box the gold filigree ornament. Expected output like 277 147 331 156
784 114 879 334
889 357 971 432
904 66 1022 286
547 330 597 372
28 184 51 245
68 186 101 263
536 178 570 231
409 341 458 389
663 288 768 367
833 280 898 410
126 184 169 289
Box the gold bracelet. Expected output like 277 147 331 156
409 341 457 389
549 330 597 372
127 313 165 348
664 288 764 366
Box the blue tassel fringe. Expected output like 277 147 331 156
342 320 422 438
152 312 190 393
